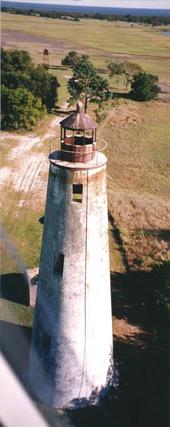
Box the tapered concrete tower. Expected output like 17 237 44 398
28 103 113 409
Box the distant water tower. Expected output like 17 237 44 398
28 103 113 409
43 48 49 68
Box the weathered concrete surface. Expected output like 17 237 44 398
28 153 113 409
24 268 39 307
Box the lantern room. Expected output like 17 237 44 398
59 102 97 163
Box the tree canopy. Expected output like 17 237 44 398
28 65 59 111
107 60 142 90
107 61 125 76
1 48 33 72
61 51 81 68
1 48 60 129
130 72 160 101
1 85 45 130
68 56 110 112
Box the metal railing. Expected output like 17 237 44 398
49 137 108 154
49 137 108 166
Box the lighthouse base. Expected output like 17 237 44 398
28 363 114 410
68 373 114 410
28 337 114 410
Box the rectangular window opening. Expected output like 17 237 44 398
54 253 64 275
42 333 51 353
72 184 83 203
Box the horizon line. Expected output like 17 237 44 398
2 1 170 10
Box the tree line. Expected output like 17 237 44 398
2 6 170 26
1 49 59 130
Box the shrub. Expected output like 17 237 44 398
130 72 160 101
1 85 45 130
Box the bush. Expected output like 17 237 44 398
1 85 45 130
1 48 33 72
130 72 160 101
61 51 80 68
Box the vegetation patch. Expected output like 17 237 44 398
102 100 170 271
2 14 170 81
0 299 33 327
108 100 143 128
1 48 59 130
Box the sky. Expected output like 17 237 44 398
4 0 170 9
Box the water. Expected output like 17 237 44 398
2 1 170 17
161 31 170 35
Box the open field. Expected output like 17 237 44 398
1 13 170 427
101 99 170 272
2 12 170 80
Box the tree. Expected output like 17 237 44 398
123 62 142 90
68 56 110 112
107 60 142 90
1 85 45 130
61 51 80 68
130 72 160 101
1 49 60 114
1 69 30 90
28 65 60 112
1 48 33 72
107 61 125 77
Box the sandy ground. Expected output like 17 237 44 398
0 112 66 206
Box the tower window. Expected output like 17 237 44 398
42 333 51 353
72 184 83 203
54 253 64 275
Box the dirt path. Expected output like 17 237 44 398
0 110 67 204
14 154 45 193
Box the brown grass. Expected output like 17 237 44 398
99 99 170 272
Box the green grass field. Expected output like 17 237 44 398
2 14 170 56
2 13 170 80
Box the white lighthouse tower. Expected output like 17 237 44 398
28 103 113 409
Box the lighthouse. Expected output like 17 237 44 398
28 103 113 409
42 48 49 69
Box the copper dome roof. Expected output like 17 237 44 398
60 103 97 131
